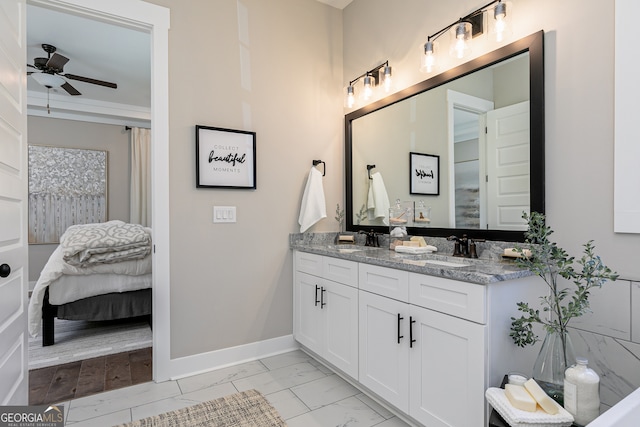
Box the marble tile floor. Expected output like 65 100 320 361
60 349 413 427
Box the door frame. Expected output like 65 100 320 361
446 90 494 228
27 0 172 381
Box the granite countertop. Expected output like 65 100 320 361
290 233 534 285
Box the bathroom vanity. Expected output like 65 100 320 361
291 238 544 427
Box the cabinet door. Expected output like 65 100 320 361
359 290 410 412
324 281 359 379
293 271 323 354
409 305 486 427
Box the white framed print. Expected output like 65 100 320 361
410 152 439 195
196 125 256 189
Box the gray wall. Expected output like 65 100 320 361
143 0 345 359
27 116 130 281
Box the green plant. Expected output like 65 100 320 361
355 204 367 225
509 212 619 348
335 203 345 231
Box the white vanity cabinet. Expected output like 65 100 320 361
358 264 486 426
293 251 359 379
293 250 541 427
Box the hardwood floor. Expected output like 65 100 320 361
29 347 152 405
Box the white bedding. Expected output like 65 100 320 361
28 245 152 337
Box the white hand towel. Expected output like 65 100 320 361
298 167 327 232
367 172 390 226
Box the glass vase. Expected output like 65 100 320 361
532 329 576 406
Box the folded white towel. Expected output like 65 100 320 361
298 167 327 232
367 172 390 225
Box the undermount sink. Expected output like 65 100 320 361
423 259 470 268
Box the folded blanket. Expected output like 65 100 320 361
61 220 151 267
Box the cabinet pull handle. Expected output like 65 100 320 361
315 285 320 306
397 313 404 344
321 287 327 308
410 316 417 348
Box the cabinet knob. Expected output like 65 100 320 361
0 264 10 278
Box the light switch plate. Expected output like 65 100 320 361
213 206 236 223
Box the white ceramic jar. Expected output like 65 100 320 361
564 357 600 426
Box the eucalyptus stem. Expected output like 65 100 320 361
509 212 618 348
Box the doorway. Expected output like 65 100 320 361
26 0 170 384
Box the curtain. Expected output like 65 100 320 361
130 127 152 227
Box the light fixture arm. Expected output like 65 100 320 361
349 60 389 87
425 0 505 43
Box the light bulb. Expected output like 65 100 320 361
363 75 374 100
345 85 355 108
420 40 437 73
382 65 392 93
454 36 466 59
449 21 471 59
491 2 512 43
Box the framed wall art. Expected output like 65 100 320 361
410 152 439 196
196 125 256 189
28 145 108 244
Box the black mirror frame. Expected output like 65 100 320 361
344 31 544 242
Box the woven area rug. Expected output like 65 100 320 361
115 389 287 427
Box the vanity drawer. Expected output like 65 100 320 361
323 256 358 288
294 251 323 277
409 273 486 324
359 263 409 302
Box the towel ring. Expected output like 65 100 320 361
312 160 326 176
367 164 376 180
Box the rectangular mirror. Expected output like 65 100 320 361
345 31 544 242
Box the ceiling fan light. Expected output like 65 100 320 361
31 72 65 88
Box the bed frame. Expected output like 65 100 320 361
41 287 152 346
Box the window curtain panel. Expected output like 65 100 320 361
130 127 152 227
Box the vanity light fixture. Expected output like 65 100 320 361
344 60 393 108
420 0 513 73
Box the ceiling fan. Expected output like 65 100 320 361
27 43 117 96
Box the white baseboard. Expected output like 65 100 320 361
165 334 299 381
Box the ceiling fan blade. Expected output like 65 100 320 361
63 73 117 89
61 81 81 96
27 63 36 69
27 71 34 75
46 52 69 72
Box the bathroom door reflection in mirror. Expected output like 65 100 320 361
350 47 536 235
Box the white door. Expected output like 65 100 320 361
486 101 530 230
0 0 29 405
409 305 486 427
358 290 409 412
323 281 358 379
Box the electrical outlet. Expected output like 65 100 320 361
213 206 236 223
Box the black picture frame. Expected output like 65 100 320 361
410 152 439 195
195 125 256 189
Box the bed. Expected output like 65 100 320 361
28 220 153 346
